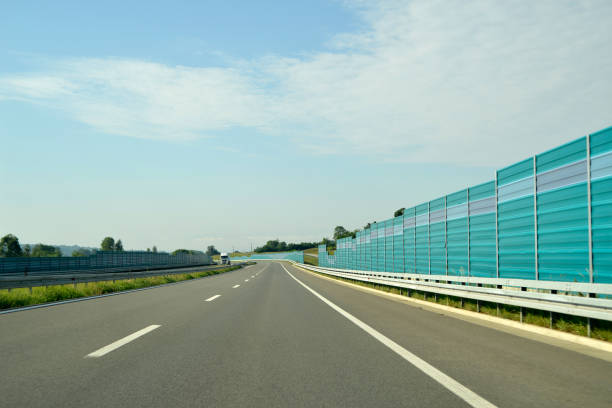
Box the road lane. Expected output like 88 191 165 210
0 261 468 407
0 260 610 407
285 262 612 408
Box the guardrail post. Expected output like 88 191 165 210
587 318 592 337
520 307 524 323
550 312 553 329
476 300 480 313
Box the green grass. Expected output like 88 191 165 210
0 265 242 310
306 270 612 343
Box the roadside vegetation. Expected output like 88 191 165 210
0 265 242 311
303 248 319 266
306 271 612 343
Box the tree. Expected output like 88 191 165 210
31 244 62 257
205 245 220 256
101 237 115 251
72 249 91 257
0 234 23 257
394 208 405 217
152 246 157 253
114 239 124 251
172 249 202 255
146 248 151 252
333 226 349 240
23 244 31 257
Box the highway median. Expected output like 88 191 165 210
0 265 243 311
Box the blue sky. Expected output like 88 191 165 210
1 0 611 252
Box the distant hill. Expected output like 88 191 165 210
24 244 98 257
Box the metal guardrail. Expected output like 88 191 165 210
0 263 246 290
292 262 612 322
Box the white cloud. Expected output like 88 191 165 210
1 0 611 165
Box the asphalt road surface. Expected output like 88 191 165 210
1 261 610 407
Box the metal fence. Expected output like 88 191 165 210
231 251 304 263
319 126 612 285
0 251 212 275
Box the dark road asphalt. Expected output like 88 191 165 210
0 261 610 407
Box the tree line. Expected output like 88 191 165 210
0 233 218 258
0 234 62 257
252 225 363 253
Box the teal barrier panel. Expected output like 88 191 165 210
338 238 344 269
353 231 362 270
385 218 394 272
415 203 429 274
316 126 612 286
0 250 213 274
369 225 375 271
469 181 497 277
498 158 536 279
365 226 371 271
361 230 366 270
318 244 328 267
536 138 589 282
342 238 346 269
370 223 378 271
377 221 386 272
446 189 468 276
349 238 357 269
393 215 404 272
404 207 416 273
429 197 446 275
590 126 612 283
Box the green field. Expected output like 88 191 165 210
303 247 319 266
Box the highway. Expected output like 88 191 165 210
0 261 610 407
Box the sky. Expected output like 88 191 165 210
1 0 611 253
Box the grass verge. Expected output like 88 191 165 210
0 265 242 311
308 271 612 343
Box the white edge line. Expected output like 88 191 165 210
205 294 221 302
233 284 240 288
281 264 497 408
86 325 161 358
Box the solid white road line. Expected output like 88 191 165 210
281 264 497 408
86 325 161 358
205 295 221 302
245 279 249 282
233 284 240 288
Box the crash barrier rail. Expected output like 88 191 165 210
0 251 212 275
319 126 612 285
0 263 252 290
291 262 612 323
231 251 304 263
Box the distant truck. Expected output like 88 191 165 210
220 252 230 265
